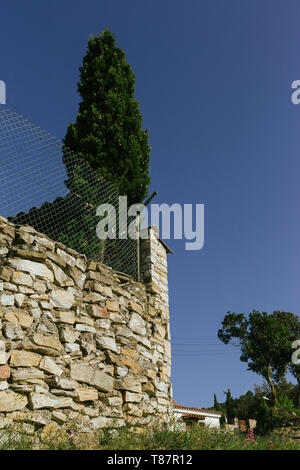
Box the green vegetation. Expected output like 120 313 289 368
11 29 151 277
212 387 261 422
213 382 300 434
0 422 299 450
224 389 235 424
214 309 300 438
63 29 151 206
218 310 300 402
98 424 300 450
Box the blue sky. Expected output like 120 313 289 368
1 0 300 407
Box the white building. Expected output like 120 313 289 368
173 402 222 429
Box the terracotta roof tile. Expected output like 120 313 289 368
174 404 222 416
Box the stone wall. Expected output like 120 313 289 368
0 216 172 432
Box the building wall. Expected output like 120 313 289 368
204 416 220 428
0 217 172 431
173 409 221 429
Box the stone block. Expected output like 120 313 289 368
106 300 119 312
0 365 10 380
115 374 142 394
125 391 142 403
55 311 76 324
70 364 94 384
77 388 98 402
28 393 73 410
7 259 54 282
12 271 33 287
32 333 63 352
0 294 14 306
92 370 114 393
95 336 117 352
0 390 28 412
59 325 80 343
50 287 75 309
86 305 109 319
39 356 64 377
10 350 41 367
129 312 146 336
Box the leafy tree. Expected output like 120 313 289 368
253 382 272 401
255 399 272 435
218 310 300 403
63 29 151 206
234 391 258 420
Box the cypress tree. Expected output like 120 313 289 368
63 29 151 205
213 393 220 411
225 389 235 424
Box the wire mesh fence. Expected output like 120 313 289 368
0 104 138 280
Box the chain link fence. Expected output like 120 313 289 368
0 104 138 280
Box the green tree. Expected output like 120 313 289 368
63 29 151 206
234 390 258 420
255 399 272 435
218 310 300 404
213 393 220 411
224 389 235 424
253 382 272 401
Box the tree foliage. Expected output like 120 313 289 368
63 29 151 205
213 393 220 411
218 310 300 402
212 381 300 433
225 389 235 424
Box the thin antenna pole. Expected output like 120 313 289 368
144 190 158 207
136 212 140 282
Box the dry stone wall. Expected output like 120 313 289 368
0 216 172 432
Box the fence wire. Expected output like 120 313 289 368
0 104 138 280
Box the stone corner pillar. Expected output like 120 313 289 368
140 225 172 307
140 226 173 414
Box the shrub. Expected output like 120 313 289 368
256 398 300 435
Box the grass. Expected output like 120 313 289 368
0 422 300 450
98 424 300 450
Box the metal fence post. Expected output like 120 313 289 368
136 212 140 282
